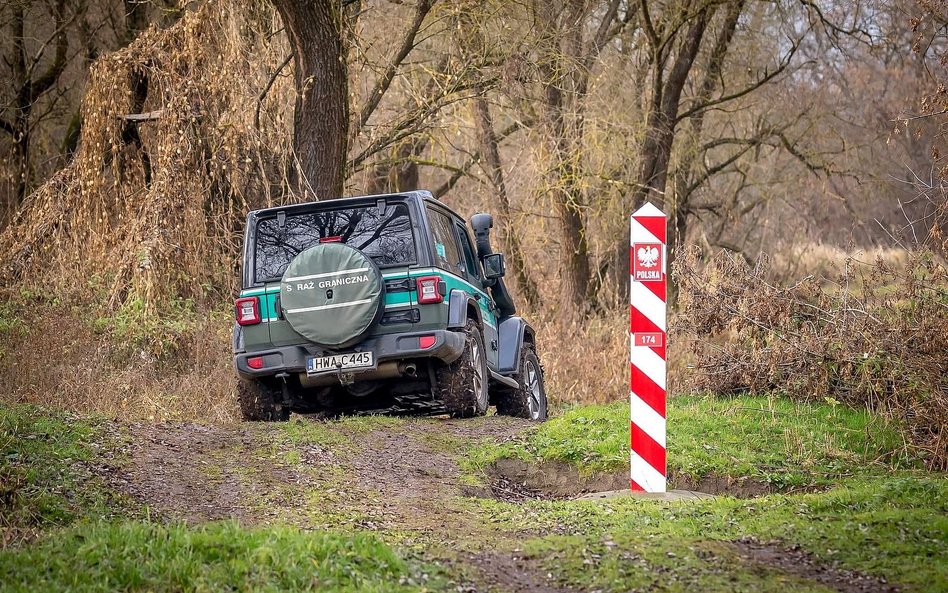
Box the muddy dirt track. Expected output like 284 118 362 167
107 415 899 593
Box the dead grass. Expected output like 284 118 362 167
767 244 912 285
533 312 626 404
0 293 238 424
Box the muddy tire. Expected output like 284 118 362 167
496 346 547 421
437 320 489 418
237 378 290 422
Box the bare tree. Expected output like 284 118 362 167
532 0 627 317
1 0 70 205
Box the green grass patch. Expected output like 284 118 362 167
466 395 917 488
278 415 404 451
278 418 352 449
0 404 128 531
469 475 947 592
0 521 437 593
0 302 23 336
88 295 227 359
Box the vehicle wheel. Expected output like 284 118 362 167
236 378 290 422
438 320 489 418
496 346 547 421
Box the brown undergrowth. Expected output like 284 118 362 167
0 0 292 317
0 0 283 422
0 292 238 423
674 247 948 469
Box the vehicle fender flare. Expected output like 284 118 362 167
447 289 482 329
497 316 535 375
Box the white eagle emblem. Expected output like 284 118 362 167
637 246 660 268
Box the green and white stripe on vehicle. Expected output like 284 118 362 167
386 267 496 330
240 282 413 323
240 267 496 327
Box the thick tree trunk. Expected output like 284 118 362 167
631 8 711 209
272 0 349 200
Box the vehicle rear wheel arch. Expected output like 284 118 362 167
496 317 536 375
466 301 482 329
447 289 482 329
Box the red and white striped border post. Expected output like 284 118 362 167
630 202 667 493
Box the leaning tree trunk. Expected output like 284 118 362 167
535 0 593 320
670 1 743 301
271 0 349 200
473 95 541 310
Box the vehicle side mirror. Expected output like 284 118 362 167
482 253 506 280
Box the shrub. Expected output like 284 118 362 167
673 247 948 469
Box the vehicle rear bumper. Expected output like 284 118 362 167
234 329 465 379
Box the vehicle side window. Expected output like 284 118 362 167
455 222 481 285
427 208 463 276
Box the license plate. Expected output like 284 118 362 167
306 351 375 375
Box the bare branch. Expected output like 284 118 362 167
433 120 525 198
676 38 802 124
255 53 293 130
683 138 761 201
358 0 434 129
349 78 488 171
797 0 873 44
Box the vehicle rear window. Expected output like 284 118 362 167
254 203 415 283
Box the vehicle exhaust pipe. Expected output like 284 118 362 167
399 362 418 377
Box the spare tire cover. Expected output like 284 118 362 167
279 243 384 348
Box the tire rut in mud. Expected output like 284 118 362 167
331 416 534 536
459 552 580 593
732 536 901 593
118 421 330 524
120 422 249 522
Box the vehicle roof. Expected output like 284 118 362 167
246 190 467 223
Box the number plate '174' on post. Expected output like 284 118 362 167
633 332 664 347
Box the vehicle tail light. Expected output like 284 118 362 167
320 236 342 243
416 276 444 304
419 335 436 349
235 297 261 326
247 356 265 369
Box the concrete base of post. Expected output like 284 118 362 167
576 489 714 502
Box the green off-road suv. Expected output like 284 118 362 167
233 190 548 421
